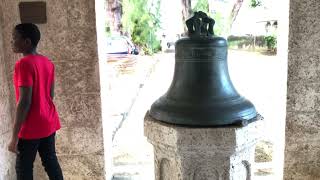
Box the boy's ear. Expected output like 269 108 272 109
25 38 32 47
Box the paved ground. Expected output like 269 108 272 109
109 50 287 179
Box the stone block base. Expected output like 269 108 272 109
144 112 262 180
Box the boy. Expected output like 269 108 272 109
8 23 63 180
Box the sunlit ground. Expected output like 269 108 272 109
109 49 286 179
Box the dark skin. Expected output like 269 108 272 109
8 30 55 153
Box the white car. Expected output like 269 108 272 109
106 36 139 55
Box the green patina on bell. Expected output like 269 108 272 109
149 11 258 127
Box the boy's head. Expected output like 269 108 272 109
12 23 41 53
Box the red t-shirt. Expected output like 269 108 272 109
13 54 61 139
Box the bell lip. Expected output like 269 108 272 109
149 101 258 124
176 36 227 47
149 94 258 127
148 110 260 128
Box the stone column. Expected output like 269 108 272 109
285 0 320 179
145 113 262 180
0 6 16 180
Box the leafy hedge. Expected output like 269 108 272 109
227 35 277 51
122 0 161 55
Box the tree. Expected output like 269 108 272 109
250 0 262 8
193 0 209 14
106 0 123 34
181 0 192 33
122 0 161 54
208 0 246 36
181 0 245 36
230 0 244 29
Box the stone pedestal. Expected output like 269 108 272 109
144 113 262 180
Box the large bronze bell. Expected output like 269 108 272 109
149 11 257 127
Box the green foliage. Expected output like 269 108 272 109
122 0 161 55
191 0 230 37
105 26 111 36
250 0 262 8
264 35 277 50
192 0 209 14
212 12 230 37
104 20 112 36
228 35 266 48
227 35 277 54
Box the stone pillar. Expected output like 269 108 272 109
0 6 16 180
285 0 320 179
0 1 105 179
145 113 262 180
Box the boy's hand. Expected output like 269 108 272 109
8 138 18 154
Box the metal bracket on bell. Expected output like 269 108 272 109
186 11 215 38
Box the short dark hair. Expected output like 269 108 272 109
14 23 41 47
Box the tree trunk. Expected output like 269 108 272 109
181 0 192 33
230 0 244 28
106 0 123 34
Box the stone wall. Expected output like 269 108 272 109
0 1 105 179
285 0 320 179
0 4 16 180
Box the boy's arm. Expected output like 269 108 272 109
8 87 32 153
50 83 54 100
